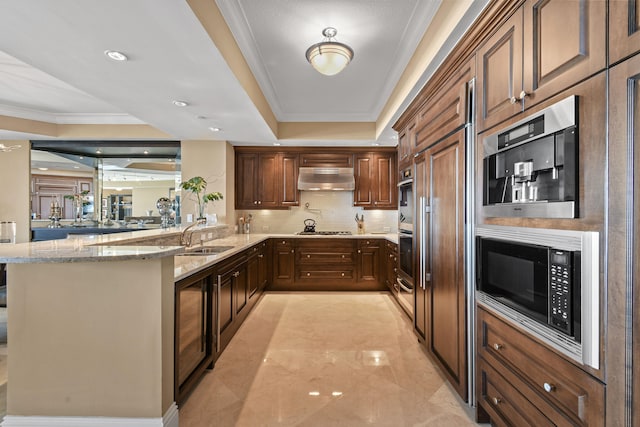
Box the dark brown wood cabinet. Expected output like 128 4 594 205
174 268 214 405
610 0 640 64
414 129 467 401
295 239 356 289
272 239 295 287
414 59 474 154
356 239 382 287
397 121 414 168
216 252 248 355
477 307 605 426
477 0 606 133
384 241 398 292
299 152 353 167
235 151 299 209
607 52 640 426
354 152 397 209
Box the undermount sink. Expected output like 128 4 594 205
179 245 235 255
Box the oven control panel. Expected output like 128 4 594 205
549 250 572 335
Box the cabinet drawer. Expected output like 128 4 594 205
300 153 353 167
478 307 604 426
297 250 354 264
297 269 354 281
357 239 381 248
478 357 554 427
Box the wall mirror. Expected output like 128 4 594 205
30 141 181 231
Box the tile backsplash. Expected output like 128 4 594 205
235 191 398 234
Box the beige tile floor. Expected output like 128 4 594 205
180 292 485 427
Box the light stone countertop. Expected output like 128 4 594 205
0 225 398 280
173 232 398 282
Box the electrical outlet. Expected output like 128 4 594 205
186 214 193 223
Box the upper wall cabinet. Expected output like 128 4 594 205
299 153 353 168
477 0 606 133
397 120 415 168
354 152 397 209
610 0 640 64
235 152 299 210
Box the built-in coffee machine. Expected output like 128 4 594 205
483 95 578 218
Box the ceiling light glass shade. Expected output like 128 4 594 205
306 28 354 76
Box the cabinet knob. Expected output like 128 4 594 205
543 383 556 393
307 254 311 258
341 255 345 259
291 249 294 253
493 343 503 351
341 272 345 277
389 253 393 258
492 397 501 406
282 240 286 244
306 272 311 277
258 254 264 258
366 240 370 244
258 201 262 205
233 271 240 277
254 201 258 205
519 90 529 100
358 249 361 253
509 96 518 104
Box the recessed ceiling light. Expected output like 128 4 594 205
372 142 380 146
208 127 221 132
173 100 188 107
104 50 128 61
38 167 48 171
390 135 398 140
79 156 84 159
96 149 102 154
143 150 149 155
73 166 80 169
273 142 281 146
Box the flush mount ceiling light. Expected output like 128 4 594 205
104 50 128 61
208 127 221 132
305 27 354 76
172 100 188 107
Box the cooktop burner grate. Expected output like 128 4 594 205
296 231 352 235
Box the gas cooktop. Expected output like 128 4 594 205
296 231 352 235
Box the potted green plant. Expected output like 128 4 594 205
180 176 223 220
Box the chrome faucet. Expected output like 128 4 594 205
180 218 206 247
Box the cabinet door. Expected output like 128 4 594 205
234 266 248 316
608 54 640 426
398 121 415 167
235 153 259 209
522 0 606 108
247 250 259 298
609 0 640 64
280 154 299 206
477 8 524 133
414 152 428 342
217 271 234 343
258 154 279 208
257 242 269 290
354 155 372 206
357 240 380 284
427 130 467 401
371 153 397 208
175 271 213 404
272 239 295 286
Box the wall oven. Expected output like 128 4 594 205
396 167 414 315
476 225 599 369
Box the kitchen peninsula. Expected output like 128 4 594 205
0 225 398 426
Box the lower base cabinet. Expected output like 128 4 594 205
175 241 269 405
174 269 214 406
476 306 604 426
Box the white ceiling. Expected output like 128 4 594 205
0 0 488 146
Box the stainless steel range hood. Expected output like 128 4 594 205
297 167 355 191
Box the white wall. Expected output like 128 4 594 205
235 191 397 234
180 140 233 225
0 141 31 243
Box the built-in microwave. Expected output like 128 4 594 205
475 225 600 369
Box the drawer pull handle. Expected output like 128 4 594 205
492 397 501 406
493 343 503 351
543 383 556 393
